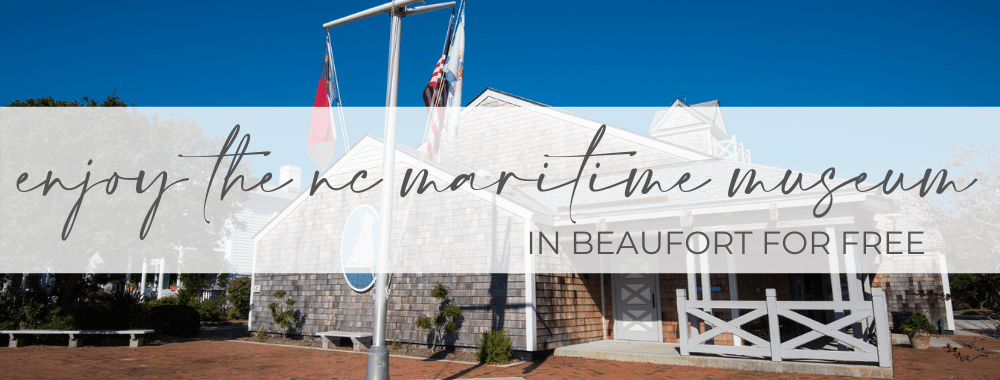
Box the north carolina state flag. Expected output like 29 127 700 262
308 38 339 168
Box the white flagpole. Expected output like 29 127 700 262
323 2 455 379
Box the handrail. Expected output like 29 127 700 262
688 136 752 163
677 288 892 368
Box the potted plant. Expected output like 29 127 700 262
900 312 936 350
169 283 177 291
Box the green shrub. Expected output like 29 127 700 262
66 305 112 329
148 305 201 337
188 299 224 322
268 290 299 337
147 295 181 307
476 329 513 365
415 283 463 351
0 294 47 329
226 277 252 320
104 288 148 328
901 312 936 335
148 295 223 322
37 307 76 330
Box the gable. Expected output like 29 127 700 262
447 89 714 186
649 99 728 140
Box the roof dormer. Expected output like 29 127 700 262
649 99 750 163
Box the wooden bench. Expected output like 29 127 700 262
316 331 373 351
2 330 155 348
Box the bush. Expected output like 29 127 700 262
226 277 251 320
188 299 224 322
147 295 181 307
37 307 76 330
0 293 47 329
901 312 936 335
103 288 147 328
476 329 513 365
63 305 113 329
415 283 463 351
148 305 201 337
267 290 299 337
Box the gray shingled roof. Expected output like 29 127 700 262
363 134 558 216
515 158 882 217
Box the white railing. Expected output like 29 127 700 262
689 136 752 163
676 288 892 368
201 289 226 302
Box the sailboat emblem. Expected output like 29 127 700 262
340 205 379 292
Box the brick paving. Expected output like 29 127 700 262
1 335 998 379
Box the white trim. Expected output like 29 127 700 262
463 89 715 161
938 252 956 331
253 137 382 244
651 122 728 141
610 273 664 343
340 205 379 293
649 100 727 141
523 219 537 352
649 100 711 132
249 239 258 330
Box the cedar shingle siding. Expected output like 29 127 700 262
252 273 527 349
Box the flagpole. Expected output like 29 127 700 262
365 7 401 380
322 2 456 380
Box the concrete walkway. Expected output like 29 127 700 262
890 333 963 348
954 313 998 337
552 340 893 379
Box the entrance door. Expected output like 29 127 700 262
612 273 663 342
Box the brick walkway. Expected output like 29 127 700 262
1 336 997 379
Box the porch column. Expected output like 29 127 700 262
826 227 846 351
177 246 184 291
682 211 698 338
139 259 147 301
699 234 712 305
697 233 713 345
727 253 741 346
842 228 865 340
157 257 165 300
938 253 956 332
825 227 844 309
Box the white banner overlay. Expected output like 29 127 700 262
1 107 996 274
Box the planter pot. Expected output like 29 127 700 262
908 332 931 350
170 285 177 291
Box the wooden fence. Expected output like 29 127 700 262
676 288 892 368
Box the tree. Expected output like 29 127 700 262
912 144 1000 363
266 290 299 338
950 274 1000 311
1 94 251 311
914 144 999 272
6 94 131 107
415 283 463 351
226 276 252 320
2 94 132 304
177 273 230 304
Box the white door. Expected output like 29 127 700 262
612 273 663 342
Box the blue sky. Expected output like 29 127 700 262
4 0 998 107
4 0 999 177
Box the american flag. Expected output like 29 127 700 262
423 56 449 157
422 11 457 158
